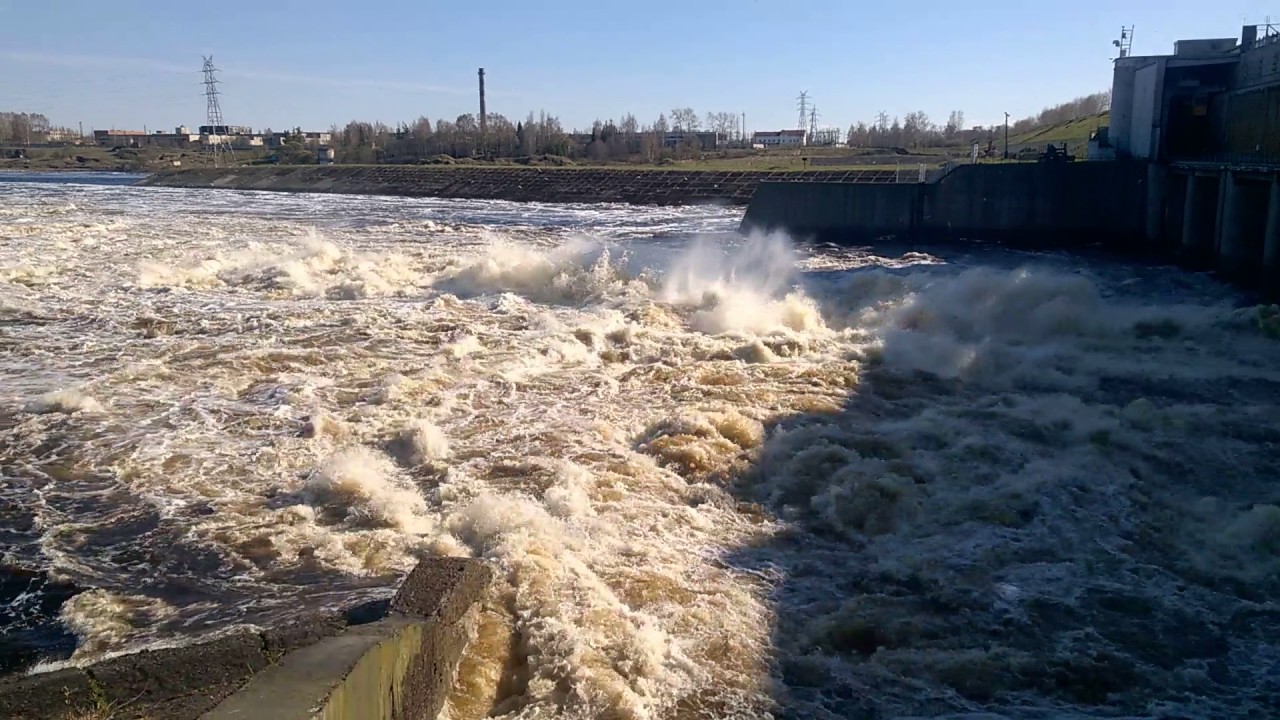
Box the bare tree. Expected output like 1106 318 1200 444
620 113 638 136
0 112 47 145
670 107 699 132
703 111 737 138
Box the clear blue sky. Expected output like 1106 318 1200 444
0 0 1274 134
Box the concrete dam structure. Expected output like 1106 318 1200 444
741 160 1280 296
1163 161 1280 290
742 161 1150 246
139 165 912 206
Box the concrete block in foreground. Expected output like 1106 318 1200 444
203 557 490 720
0 558 490 720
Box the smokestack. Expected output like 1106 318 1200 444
478 68 487 135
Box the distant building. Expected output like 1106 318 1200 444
317 146 335 165
1109 24 1280 161
198 125 253 136
93 129 147 147
94 129 202 148
753 129 808 147
662 131 721 151
45 129 83 144
265 131 333 148
151 132 201 148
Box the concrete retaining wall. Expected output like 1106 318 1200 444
742 182 919 240
0 559 490 720
923 162 1148 245
137 165 906 206
742 161 1151 248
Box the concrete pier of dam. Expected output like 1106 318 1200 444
0 559 491 720
741 160 1280 297
138 164 914 206
1160 162 1280 292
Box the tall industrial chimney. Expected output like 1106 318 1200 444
478 68 487 135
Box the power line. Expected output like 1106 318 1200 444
202 56 235 167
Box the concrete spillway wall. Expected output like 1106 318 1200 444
743 161 1151 247
0 559 491 720
137 165 907 206
1163 163 1280 296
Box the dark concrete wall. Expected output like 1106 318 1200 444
741 162 1150 249
0 559 490 720
1223 85 1280 157
922 162 1149 245
741 182 919 240
138 166 903 206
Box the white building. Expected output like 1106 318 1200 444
752 129 808 147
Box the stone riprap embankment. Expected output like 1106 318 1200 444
138 165 906 205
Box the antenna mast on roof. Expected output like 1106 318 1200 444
1113 26 1134 58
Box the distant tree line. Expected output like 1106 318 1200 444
0 112 52 144
0 112 81 144
320 107 748 165
5 90 1110 161
845 91 1110 149
1008 91 1111 134
846 110 975 149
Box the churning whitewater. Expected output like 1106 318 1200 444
1 177 1278 719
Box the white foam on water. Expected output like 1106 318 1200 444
25 389 103 414
304 446 434 534
386 418 451 467
2 182 1277 719
58 590 176 660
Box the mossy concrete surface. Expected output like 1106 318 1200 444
0 559 491 720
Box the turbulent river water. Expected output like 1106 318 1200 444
1 173 1278 719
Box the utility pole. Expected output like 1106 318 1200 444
78 121 83 139
1003 111 1010 159
477 68 487 156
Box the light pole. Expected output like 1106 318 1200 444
1003 112 1010 159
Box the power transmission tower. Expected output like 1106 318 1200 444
796 91 809 131
202 56 235 168
808 107 819 139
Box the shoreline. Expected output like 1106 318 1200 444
137 164 906 206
